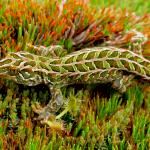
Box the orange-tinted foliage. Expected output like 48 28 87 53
0 0 150 57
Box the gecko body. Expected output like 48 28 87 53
0 44 150 121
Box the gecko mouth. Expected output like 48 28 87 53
0 68 8 75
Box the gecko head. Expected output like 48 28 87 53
0 52 43 86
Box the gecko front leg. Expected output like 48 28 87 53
32 86 64 122
112 74 135 93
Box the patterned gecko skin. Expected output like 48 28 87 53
0 43 150 121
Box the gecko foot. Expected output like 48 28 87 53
32 102 56 122
32 102 65 132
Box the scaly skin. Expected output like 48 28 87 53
0 44 150 122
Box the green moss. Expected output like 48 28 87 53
0 0 150 149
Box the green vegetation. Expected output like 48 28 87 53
0 0 150 149
1 82 150 149
90 0 150 15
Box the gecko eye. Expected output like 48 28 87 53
20 71 31 79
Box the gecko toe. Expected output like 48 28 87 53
33 107 56 123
